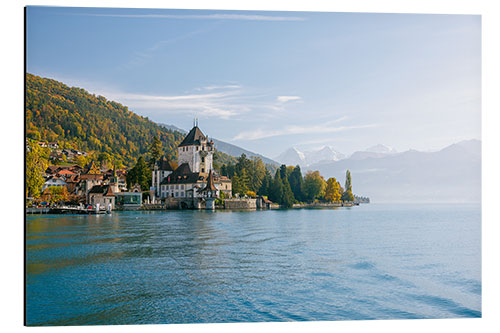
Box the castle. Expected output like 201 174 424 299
151 122 232 201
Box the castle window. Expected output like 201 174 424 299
196 147 199 151
201 157 205 163
202 168 205 173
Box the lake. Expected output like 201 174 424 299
25 203 481 326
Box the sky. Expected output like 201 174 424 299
26 6 481 158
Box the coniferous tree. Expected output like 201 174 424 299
279 165 289 181
288 165 304 202
341 170 354 202
126 156 151 193
150 135 162 167
344 169 352 193
258 170 272 197
233 168 251 196
231 173 241 196
269 169 283 204
280 175 295 208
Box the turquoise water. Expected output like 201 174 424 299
26 204 481 325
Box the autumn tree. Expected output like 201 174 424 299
42 186 69 205
75 155 88 168
26 142 48 199
324 177 342 202
303 171 326 202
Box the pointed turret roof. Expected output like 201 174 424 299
156 156 175 171
201 170 217 192
179 126 206 147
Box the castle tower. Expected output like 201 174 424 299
178 122 214 174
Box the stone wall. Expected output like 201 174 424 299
224 198 257 209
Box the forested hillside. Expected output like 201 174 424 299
25 73 236 167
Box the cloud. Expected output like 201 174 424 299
277 96 301 103
104 90 244 119
232 120 378 141
76 13 306 22
196 85 242 91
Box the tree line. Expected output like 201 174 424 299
220 154 355 208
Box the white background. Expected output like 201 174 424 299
1 0 499 332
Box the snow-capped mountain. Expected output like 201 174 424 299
304 146 346 165
365 144 398 154
275 147 306 167
275 146 345 167
348 144 399 160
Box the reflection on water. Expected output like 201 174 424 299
26 204 481 326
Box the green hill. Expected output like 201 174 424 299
25 73 237 168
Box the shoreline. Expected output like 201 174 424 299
26 202 363 215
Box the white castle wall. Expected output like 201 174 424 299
178 144 213 173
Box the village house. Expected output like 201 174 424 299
87 184 115 210
218 175 232 198
42 176 67 191
64 174 81 195
79 160 104 198
55 169 77 178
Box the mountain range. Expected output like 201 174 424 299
300 140 481 203
274 144 401 167
274 146 346 167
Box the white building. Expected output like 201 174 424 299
42 176 67 191
159 163 205 199
177 124 214 174
151 156 175 197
